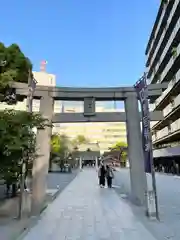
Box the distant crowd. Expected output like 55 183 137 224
155 160 180 175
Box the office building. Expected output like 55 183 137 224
53 101 127 153
146 0 180 162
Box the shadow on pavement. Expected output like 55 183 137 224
113 168 180 240
0 169 79 240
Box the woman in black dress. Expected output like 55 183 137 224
98 163 106 187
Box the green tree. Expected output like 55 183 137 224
51 134 61 154
72 134 89 147
50 134 71 170
51 134 70 157
0 109 48 197
110 141 128 167
0 42 32 90
0 42 45 197
111 141 127 150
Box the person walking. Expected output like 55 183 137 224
106 164 114 188
98 162 106 187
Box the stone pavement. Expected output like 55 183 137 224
0 170 79 240
21 169 157 240
114 168 180 240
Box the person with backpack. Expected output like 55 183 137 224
106 164 114 188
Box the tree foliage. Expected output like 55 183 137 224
72 134 89 148
51 134 61 154
50 134 71 164
110 141 128 167
111 141 127 150
0 43 46 197
0 110 48 188
0 42 32 90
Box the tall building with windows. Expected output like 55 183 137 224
53 101 127 153
146 0 180 160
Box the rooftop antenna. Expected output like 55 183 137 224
40 60 47 72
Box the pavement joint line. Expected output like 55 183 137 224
18 169 159 239
16 170 80 240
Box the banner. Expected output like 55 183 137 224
134 74 152 173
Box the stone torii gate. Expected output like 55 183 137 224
14 82 166 215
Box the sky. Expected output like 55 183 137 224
1 0 159 88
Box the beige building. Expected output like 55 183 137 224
56 122 126 153
33 71 56 87
53 102 127 153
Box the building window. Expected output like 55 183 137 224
50 77 53 85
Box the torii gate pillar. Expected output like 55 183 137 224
31 93 54 216
125 93 148 206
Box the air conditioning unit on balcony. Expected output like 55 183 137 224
168 122 172 134
171 75 176 84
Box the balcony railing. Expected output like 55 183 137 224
163 103 172 117
161 92 180 117
152 117 180 142
174 93 180 106
149 1 180 78
149 41 180 108
158 17 180 66
150 16 180 81
153 22 180 83
151 68 180 111
147 2 168 58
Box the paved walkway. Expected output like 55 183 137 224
22 169 157 240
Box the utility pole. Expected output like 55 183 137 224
18 70 36 219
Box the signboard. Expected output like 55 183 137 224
83 97 95 116
134 74 153 173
